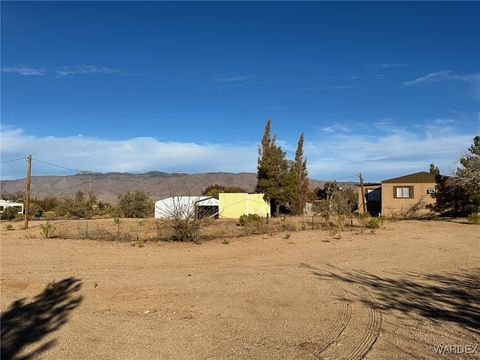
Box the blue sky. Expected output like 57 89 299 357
1 1 479 181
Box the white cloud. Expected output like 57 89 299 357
214 74 252 83
1 65 46 76
0 128 258 178
367 63 409 69
403 70 480 87
55 65 120 76
1 121 476 182
322 124 352 134
379 63 408 68
306 124 474 181
327 85 356 90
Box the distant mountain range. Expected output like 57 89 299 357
0 172 354 203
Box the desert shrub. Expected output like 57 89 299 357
117 191 154 218
86 229 115 240
40 222 56 238
171 220 201 243
281 219 297 231
332 214 347 229
358 212 370 220
312 200 331 221
114 232 134 242
1 207 19 220
467 213 480 224
366 217 382 229
44 210 56 220
358 213 383 229
238 214 267 235
4 224 13 231
239 214 262 226
283 232 291 239
55 191 96 219
1 191 24 202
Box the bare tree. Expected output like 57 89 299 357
155 183 216 244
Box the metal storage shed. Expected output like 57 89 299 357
154 196 219 219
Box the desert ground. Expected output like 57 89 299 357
1 219 479 359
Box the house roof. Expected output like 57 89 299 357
382 171 436 184
357 183 382 187
156 196 219 207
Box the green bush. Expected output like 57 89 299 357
171 220 201 243
40 222 56 238
1 207 20 220
55 191 95 219
238 214 266 235
366 217 382 229
4 224 14 231
239 214 262 226
117 191 154 218
467 213 480 224
44 210 56 220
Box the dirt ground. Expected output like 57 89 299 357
1 219 479 359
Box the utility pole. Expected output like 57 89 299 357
88 174 92 194
359 172 366 214
24 154 32 229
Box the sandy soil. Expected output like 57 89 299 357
1 219 479 359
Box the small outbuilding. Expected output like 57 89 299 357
154 196 219 219
218 193 270 219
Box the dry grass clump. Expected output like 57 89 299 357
358 213 383 229
281 219 297 232
466 213 480 224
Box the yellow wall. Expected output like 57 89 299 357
219 193 270 219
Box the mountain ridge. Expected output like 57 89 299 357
0 172 354 203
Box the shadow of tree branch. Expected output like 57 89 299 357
308 265 479 332
1 277 83 360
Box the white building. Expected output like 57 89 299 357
0 199 24 214
154 196 219 219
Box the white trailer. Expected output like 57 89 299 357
0 200 24 214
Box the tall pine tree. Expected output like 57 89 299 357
291 133 309 215
256 119 297 214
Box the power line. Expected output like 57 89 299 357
1 157 26 164
330 174 358 181
32 158 91 173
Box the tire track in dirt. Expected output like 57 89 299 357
297 264 382 360
294 265 353 360
293 286 353 360
315 287 382 360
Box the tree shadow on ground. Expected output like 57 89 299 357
1 277 83 360
305 264 479 332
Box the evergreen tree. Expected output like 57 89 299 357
430 136 480 216
429 163 440 175
457 136 480 191
291 133 309 215
256 119 296 214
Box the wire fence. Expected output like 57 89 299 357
12 214 341 242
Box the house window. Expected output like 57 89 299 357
394 186 414 199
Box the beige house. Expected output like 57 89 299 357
359 172 437 217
